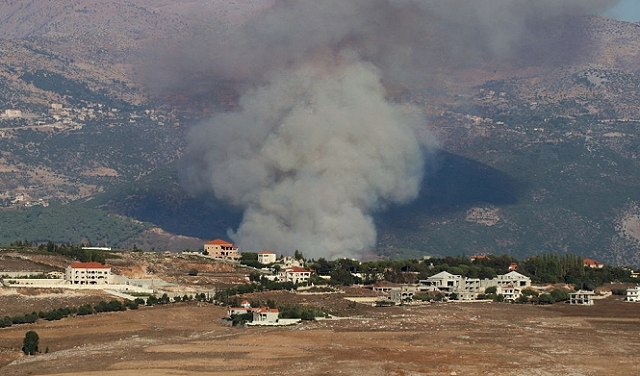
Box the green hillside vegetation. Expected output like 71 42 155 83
85 164 242 240
0 203 150 247
375 76 640 265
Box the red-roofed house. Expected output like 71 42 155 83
278 266 311 285
252 307 279 323
204 238 240 260
65 262 112 285
258 250 276 265
583 258 604 269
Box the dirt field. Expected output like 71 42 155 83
1 295 639 376
2 250 639 375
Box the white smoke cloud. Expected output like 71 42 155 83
176 0 620 258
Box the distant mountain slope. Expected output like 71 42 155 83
1 4 640 265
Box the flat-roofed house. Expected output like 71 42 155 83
258 250 277 264
570 290 595 305
204 238 240 260
497 285 522 301
65 262 112 285
626 286 640 302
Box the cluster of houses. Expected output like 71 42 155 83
52 241 640 311
377 270 534 302
199 239 640 306
426 270 531 299
202 239 313 285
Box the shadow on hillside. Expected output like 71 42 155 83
379 149 521 222
91 150 521 241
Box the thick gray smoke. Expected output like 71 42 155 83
177 0 620 258
185 58 426 259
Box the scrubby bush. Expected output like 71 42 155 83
77 304 94 316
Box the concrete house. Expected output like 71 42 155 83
258 250 277 264
280 256 303 268
625 286 640 302
252 307 279 323
389 286 415 303
497 285 521 301
419 270 532 300
278 266 311 285
419 271 463 294
570 290 595 305
204 238 240 260
496 271 531 288
65 262 112 285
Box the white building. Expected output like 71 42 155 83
570 290 595 305
278 266 311 285
419 271 463 294
2 109 22 118
419 270 532 300
280 256 303 268
252 307 279 323
65 262 112 285
495 271 531 289
497 285 522 301
625 286 640 302
258 250 277 264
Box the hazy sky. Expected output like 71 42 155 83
605 0 640 21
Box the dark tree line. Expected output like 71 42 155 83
306 253 634 287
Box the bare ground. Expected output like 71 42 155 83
0 295 639 376
2 251 639 375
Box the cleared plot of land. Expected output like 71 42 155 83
1 297 639 376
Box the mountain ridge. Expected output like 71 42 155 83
1 3 640 264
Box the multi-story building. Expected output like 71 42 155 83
204 238 240 260
495 271 531 289
625 286 640 302
278 266 311 285
419 270 532 301
570 290 595 305
65 262 112 285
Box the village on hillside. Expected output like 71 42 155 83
2 237 640 327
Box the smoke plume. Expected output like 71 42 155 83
176 0 620 258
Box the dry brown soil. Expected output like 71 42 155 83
1 295 639 376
